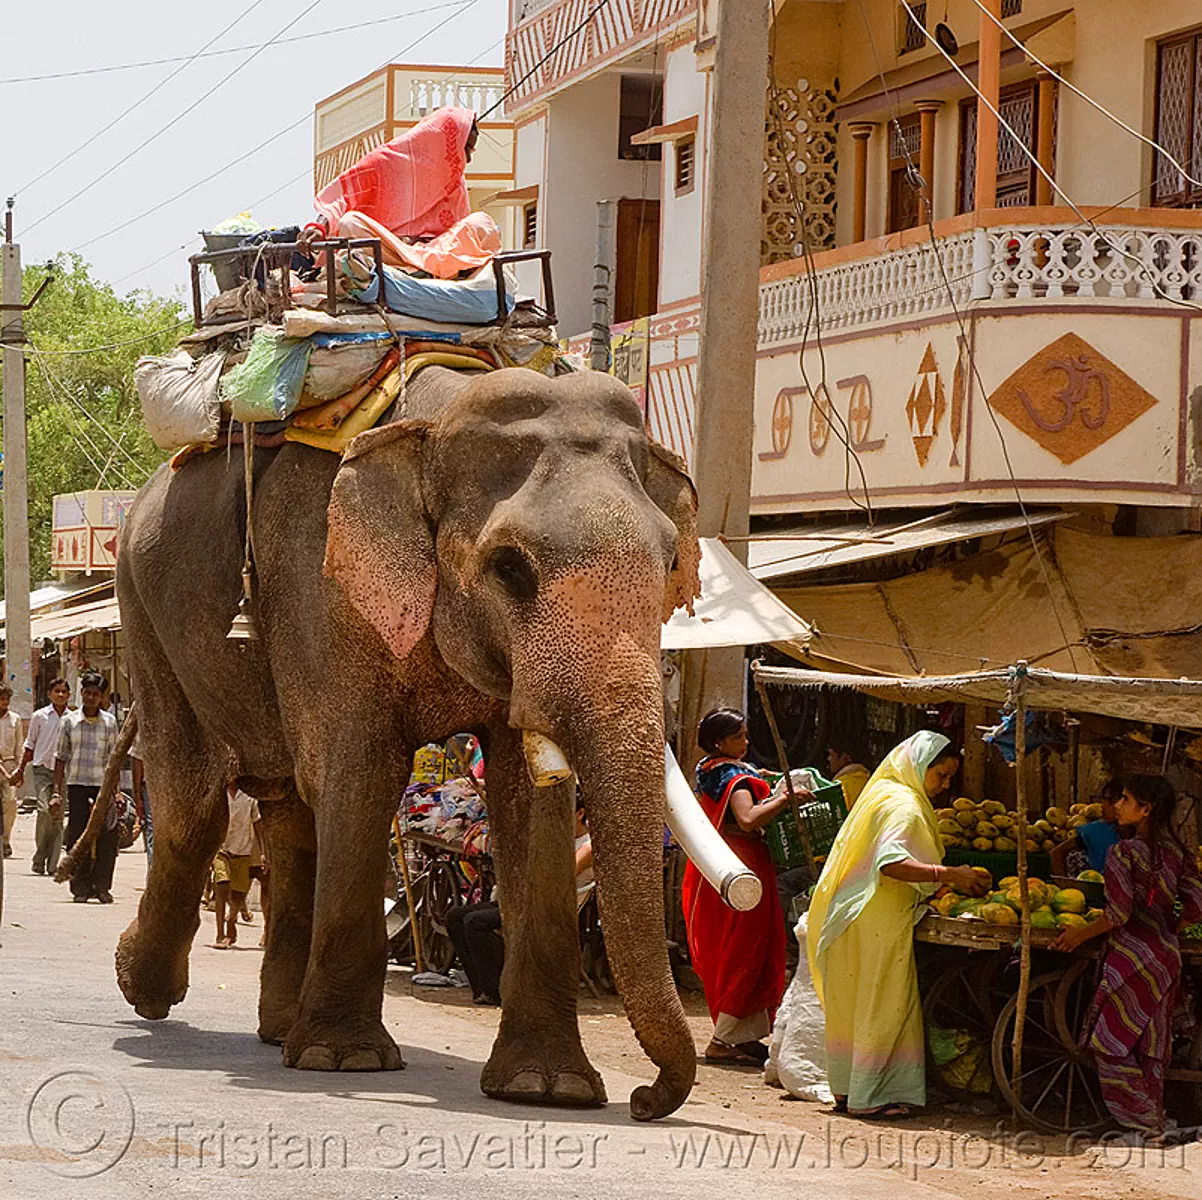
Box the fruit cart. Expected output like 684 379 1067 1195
752 658 1202 1135
915 910 1202 1133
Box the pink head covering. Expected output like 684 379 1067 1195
315 106 476 240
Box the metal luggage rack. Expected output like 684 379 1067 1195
187 241 556 330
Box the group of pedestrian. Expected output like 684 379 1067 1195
682 708 1202 1145
4 673 149 903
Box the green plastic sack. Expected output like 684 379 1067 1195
220 329 312 422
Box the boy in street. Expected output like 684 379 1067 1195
213 782 262 948
54 673 119 903
12 678 72 875
0 686 23 858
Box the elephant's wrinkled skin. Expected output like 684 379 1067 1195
115 367 702 1119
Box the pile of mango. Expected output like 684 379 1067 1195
937 797 1104 853
928 867 1103 929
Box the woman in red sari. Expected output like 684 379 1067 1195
682 709 792 1065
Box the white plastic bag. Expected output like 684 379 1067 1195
764 913 834 1102
135 349 225 450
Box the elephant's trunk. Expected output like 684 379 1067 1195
556 668 697 1121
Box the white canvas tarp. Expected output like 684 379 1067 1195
662 538 813 652
30 598 122 641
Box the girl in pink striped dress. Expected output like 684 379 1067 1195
1052 775 1202 1137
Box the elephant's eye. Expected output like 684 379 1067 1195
487 546 538 602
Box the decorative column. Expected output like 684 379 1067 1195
849 122 876 243
974 0 1003 210
1035 70 1057 206
916 100 943 223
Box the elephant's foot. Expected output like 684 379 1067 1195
481 1034 607 1107
115 918 190 1020
257 1002 298 1047
282 1018 405 1072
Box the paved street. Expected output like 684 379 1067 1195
1 812 1198 1200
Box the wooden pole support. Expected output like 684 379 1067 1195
753 668 816 871
1010 663 1032 1103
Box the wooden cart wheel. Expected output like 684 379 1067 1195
1169 1021 1202 1127
922 952 1010 1101
992 969 1109 1135
1052 957 1097 1050
418 856 461 977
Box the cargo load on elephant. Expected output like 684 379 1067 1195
134 105 564 463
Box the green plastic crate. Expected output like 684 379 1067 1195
764 778 848 871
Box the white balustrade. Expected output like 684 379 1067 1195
405 76 506 120
757 221 1202 347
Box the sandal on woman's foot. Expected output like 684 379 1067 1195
735 1041 770 1065
851 1103 913 1120
704 1039 763 1066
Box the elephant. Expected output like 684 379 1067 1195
114 364 704 1120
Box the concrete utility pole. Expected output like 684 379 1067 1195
590 199 615 372
2 199 33 723
679 0 771 763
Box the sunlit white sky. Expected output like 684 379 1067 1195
5 0 507 301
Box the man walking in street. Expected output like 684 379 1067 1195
0 686 23 859
12 678 72 876
54 673 119 903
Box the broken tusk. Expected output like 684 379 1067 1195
522 731 575 788
664 745 763 912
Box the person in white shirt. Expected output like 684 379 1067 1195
12 678 72 875
0 685 23 859
213 782 263 948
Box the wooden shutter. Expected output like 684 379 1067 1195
1153 33 1202 207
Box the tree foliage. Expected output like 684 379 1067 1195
0 254 189 593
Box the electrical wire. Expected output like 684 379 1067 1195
111 238 203 288
67 0 484 256
24 0 330 238
479 0 614 121
767 8 874 521
853 0 1083 672
0 4 473 86
967 0 1202 193
895 0 1202 317
14 0 272 197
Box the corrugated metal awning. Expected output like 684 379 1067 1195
748 509 1068 582
30 598 122 641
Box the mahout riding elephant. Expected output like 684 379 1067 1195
115 366 702 1120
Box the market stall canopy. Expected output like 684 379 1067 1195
0 579 111 627
748 508 1066 582
662 538 812 652
753 662 1202 731
774 526 1202 679
29 597 122 641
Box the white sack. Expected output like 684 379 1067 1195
302 341 387 402
135 349 225 450
763 912 834 1103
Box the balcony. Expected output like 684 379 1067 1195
505 0 698 114
752 207 1202 515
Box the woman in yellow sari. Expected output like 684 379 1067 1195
807 730 987 1118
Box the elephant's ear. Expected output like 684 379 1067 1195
323 421 436 660
644 441 702 621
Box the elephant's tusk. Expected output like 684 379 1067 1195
664 745 763 912
522 731 575 788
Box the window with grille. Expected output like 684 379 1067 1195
888 113 923 232
899 2 927 55
957 80 1049 212
1153 30 1202 207
1001 0 1022 16
674 135 696 195
523 202 538 249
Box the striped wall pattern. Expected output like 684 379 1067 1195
314 125 389 192
505 0 698 113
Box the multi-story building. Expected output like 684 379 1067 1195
505 0 1202 764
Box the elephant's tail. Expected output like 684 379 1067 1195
55 704 139 885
